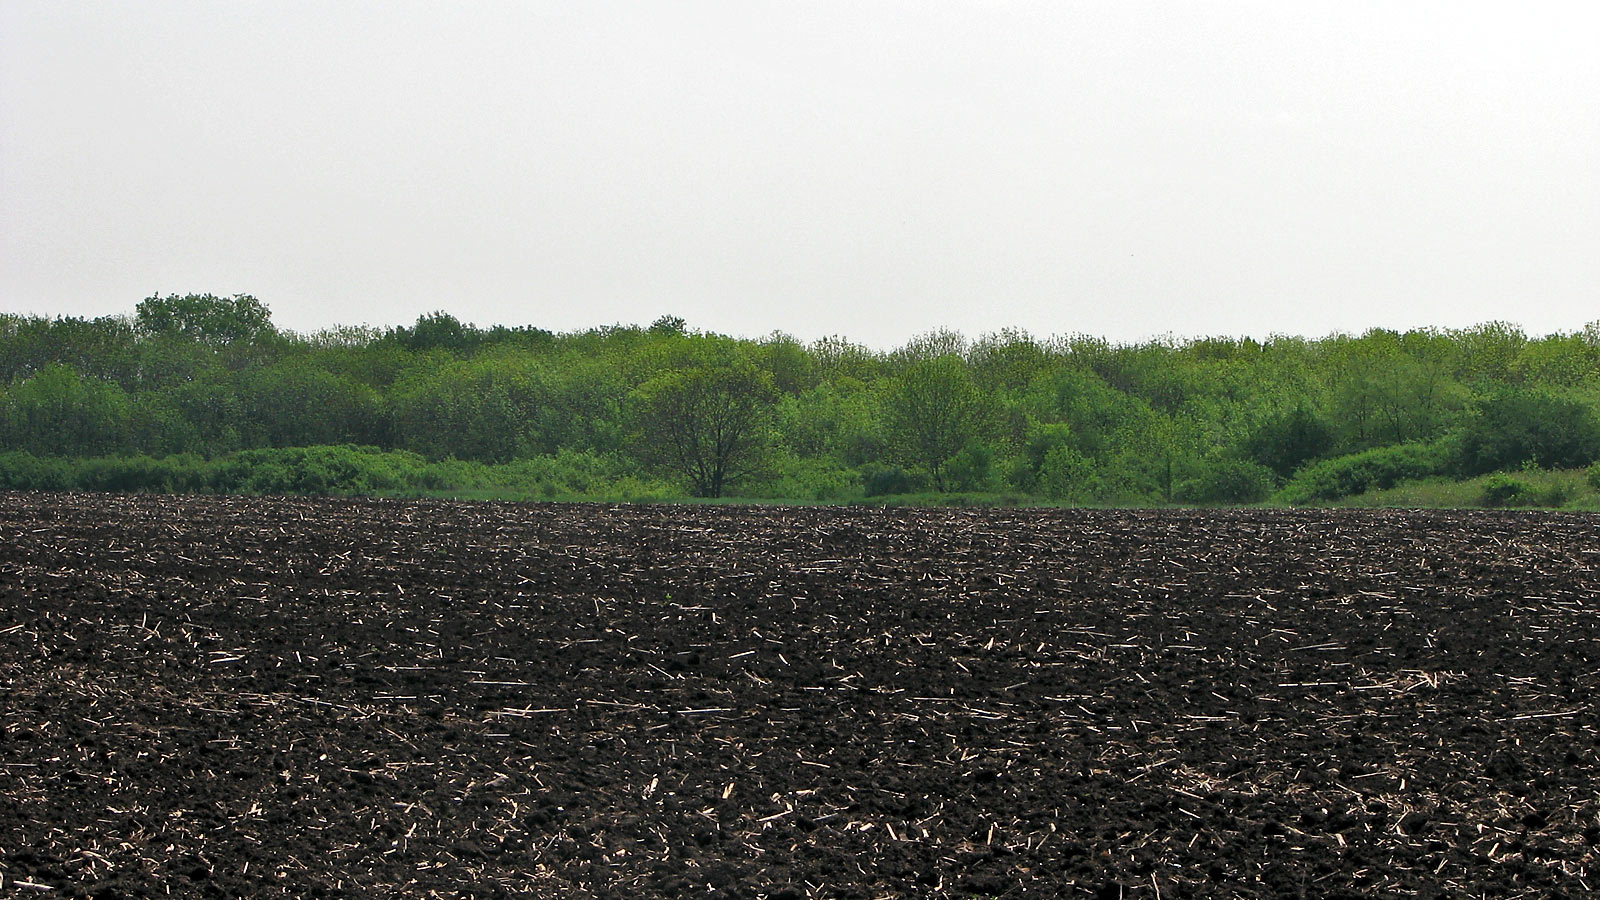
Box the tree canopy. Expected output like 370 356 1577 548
5 300 1600 504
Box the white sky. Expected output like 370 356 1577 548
1 1 1596 348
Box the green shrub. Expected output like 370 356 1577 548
758 455 860 501
1541 478 1577 508
482 449 649 498
861 463 923 497
212 445 415 496
76 454 209 493
0 364 136 456
946 442 996 492
1279 441 1448 504
1175 458 1275 505
413 456 487 492
1458 387 1600 475
1244 405 1335 478
1038 445 1100 502
0 451 73 491
608 474 677 503
1480 473 1534 507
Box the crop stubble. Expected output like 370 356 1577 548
0 493 1597 898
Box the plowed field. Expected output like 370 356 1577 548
2 493 1598 898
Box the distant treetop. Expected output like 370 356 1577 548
134 293 276 346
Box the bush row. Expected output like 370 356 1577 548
0 446 676 501
4 442 1597 508
1277 442 1451 504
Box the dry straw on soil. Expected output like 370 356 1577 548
1 493 1597 898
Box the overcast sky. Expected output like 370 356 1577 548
2 2 1595 348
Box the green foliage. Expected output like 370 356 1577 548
1244 405 1334 479
394 311 477 353
165 377 246 456
1021 367 1154 462
241 362 384 448
124 393 195 457
0 364 134 456
809 335 882 383
75 454 211 493
893 329 967 364
424 449 671 500
970 329 1051 394
1324 329 1466 450
128 331 223 391
758 332 818 396
1174 458 1276 505
1538 477 1577 508
755 454 860 502
0 314 139 385
1450 321 1526 384
648 315 688 336
1512 333 1600 385
1479 473 1535 508
0 450 73 490
0 445 672 501
212 445 412 495
1037 445 1100 503
10 294 1600 508
777 381 888 466
1457 387 1600 475
946 441 997 492
885 356 993 491
1329 466 1594 509
628 343 777 497
392 355 550 463
1007 421 1065 493
135 293 275 346
1279 442 1449 505
1089 342 1192 411
860 463 924 497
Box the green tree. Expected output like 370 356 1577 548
125 392 199 457
809 335 883 383
532 352 630 455
886 356 992 491
893 329 967 364
1174 457 1276 504
1013 365 1164 500
1450 321 1526 384
240 362 384 448
1323 329 1465 450
648 315 688 336
628 346 777 497
0 364 133 456
1144 410 1204 504
775 379 887 466
1512 332 1600 386
970 329 1052 395
1038 443 1100 502
1244 405 1335 479
758 332 818 396
165 375 247 455
0 314 139 386
135 293 276 346
394 311 480 353
392 354 551 463
1092 341 1193 412
1457 387 1600 475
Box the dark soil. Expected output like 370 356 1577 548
2 493 1598 898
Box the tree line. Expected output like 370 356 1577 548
3 292 1600 504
